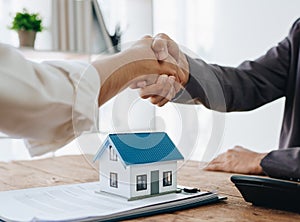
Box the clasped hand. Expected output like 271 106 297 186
131 34 189 107
93 34 188 106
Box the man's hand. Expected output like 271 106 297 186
133 33 190 107
138 75 180 107
152 33 189 85
92 36 180 106
204 146 267 175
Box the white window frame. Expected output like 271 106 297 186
109 145 118 161
163 171 172 187
136 174 147 191
110 172 118 188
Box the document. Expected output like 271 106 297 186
0 182 224 222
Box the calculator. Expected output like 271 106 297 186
231 175 300 212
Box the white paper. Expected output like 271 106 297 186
0 182 219 222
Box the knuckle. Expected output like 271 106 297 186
142 35 152 39
151 97 160 105
228 148 234 153
157 84 164 92
162 87 171 96
155 33 169 39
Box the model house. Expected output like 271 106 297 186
93 132 184 200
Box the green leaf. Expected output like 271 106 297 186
9 8 44 32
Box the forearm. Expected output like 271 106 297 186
261 148 300 180
0 44 99 156
92 52 137 106
92 41 177 106
174 39 289 112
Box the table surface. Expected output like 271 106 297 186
0 155 299 222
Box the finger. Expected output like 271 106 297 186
129 74 159 89
157 87 174 107
154 33 180 62
139 75 167 99
167 40 180 62
142 35 152 39
136 81 147 88
151 76 176 106
153 34 187 84
129 80 146 89
174 80 183 93
140 75 169 100
156 87 173 106
175 64 187 84
204 162 225 171
166 76 176 100
157 99 169 107
150 95 163 105
152 38 169 60
150 93 171 106
152 45 185 83
209 152 227 163
233 146 247 151
152 75 175 104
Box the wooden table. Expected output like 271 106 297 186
0 155 299 221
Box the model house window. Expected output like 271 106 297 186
110 172 118 188
136 174 147 191
109 145 117 161
163 171 172 186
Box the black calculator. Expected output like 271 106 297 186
231 175 300 213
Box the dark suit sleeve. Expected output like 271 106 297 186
173 37 290 112
261 148 300 180
172 20 300 180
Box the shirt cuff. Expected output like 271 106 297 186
172 55 207 105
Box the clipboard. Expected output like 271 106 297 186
0 182 226 222
231 175 300 212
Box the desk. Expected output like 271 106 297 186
0 155 299 221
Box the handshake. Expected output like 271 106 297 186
92 33 190 107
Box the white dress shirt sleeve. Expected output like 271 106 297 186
0 44 100 156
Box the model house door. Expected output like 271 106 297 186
151 170 159 195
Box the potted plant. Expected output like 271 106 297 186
9 8 44 48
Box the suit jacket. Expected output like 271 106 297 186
174 19 300 180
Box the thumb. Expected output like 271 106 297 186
153 33 179 62
152 38 169 60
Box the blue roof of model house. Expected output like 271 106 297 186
94 132 184 166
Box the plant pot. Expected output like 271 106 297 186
17 30 37 48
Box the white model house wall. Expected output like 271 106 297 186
99 146 131 198
130 161 178 198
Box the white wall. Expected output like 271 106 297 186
122 0 153 43
99 0 153 45
99 145 131 199
210 0 298 65
130 161 178 198
153 0 300 161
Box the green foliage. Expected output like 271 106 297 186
10 9 43 32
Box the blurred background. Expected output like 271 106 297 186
0 0 299 162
